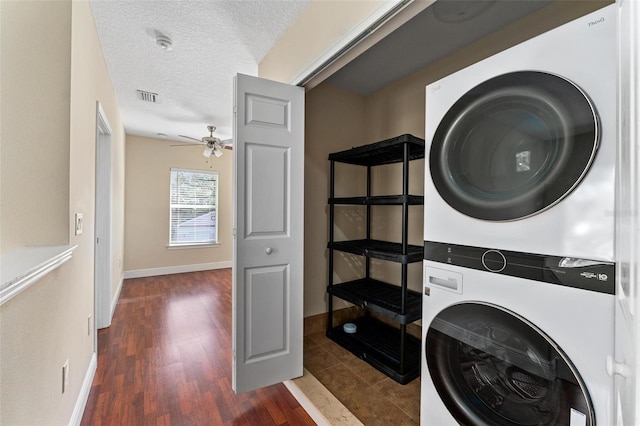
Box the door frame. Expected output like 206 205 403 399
94 101 113 340
613 1 639 424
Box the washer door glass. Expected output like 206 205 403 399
426 303 594 426
430 71 599 221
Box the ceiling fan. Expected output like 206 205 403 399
177 125 233 158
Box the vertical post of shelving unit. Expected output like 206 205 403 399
328 159 335 333
366 165 372 280
401 143 410 312
399 142 410 374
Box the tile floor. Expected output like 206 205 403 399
303 330 421 426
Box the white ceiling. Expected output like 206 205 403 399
89 0 311 143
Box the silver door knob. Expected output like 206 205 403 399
265 247 273 255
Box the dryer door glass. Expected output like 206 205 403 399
426 302 594 426
430 71 598 221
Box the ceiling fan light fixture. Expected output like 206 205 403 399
213 146 223 158
203 147 213 158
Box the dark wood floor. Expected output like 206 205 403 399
81 269 315 426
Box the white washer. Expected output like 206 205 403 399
420 259 615 426
421 5 618 425
424 5 617 261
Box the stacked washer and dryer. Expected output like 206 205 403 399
421 5 617 426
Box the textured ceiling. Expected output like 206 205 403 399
89 0 310 142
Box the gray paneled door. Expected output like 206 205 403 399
232 73 305 394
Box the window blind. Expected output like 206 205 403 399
169 169 218 245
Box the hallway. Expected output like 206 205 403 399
81 269 314 425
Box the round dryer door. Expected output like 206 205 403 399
426 303 594 426
430 71 599 221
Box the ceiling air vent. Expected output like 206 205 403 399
136 90 160 103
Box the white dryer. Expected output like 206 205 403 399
421 4 618 425
424 5 617 261
420 250 615 426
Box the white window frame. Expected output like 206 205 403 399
169 168 219 247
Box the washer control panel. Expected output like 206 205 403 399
424 241 615 295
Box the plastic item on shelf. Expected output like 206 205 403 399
343 323 357 334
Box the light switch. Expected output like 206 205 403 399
75 213 83 235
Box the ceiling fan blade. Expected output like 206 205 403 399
170 144 200 147
219 139 233 150
179 134 205 143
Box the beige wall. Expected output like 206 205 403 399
304 82 425 318
1 0 71 252
124 135 233 272
259 0 389 84
69 0 126 325
0 1 125 424
304 83 367 316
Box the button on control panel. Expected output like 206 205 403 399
482 249 507 272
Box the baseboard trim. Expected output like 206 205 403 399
123 261 232 279
68 352 97 426
110 274 124 320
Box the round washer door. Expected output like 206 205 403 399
430 71 599 221
426 303 594 426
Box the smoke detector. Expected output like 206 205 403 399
156 34 173 51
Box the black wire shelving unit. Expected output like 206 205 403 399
327 134 425 384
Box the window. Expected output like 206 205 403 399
169 168 218 246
